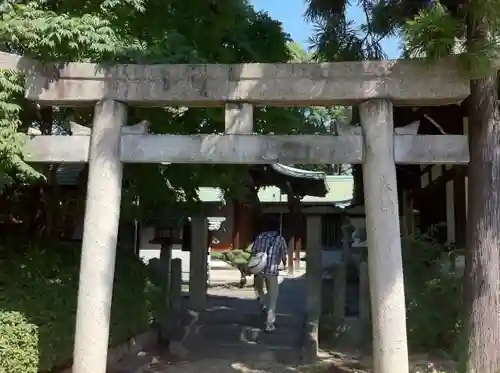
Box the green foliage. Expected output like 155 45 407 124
211 245 252 268
0 69 35 191
292 105 352 173
404 2 461 59
306 0 500 77
0 0 127 188
401 0 500 78
319 232 462 355
403 232 462 355
288 41 313 62
306 0 386 61
0 0 320 221
0 0 352 233
303 106 351 132
0 311 38 373
0 242 161 372
0 3 121 60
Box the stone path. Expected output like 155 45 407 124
144 273 308 373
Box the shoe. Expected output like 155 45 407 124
264 323 276 333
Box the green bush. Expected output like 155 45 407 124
403 232 463 355
317 229 462 355
0 242 161 373
211 244 252 268
0 311 38 373
211 245 253 287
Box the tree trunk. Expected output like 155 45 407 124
464 8 500 373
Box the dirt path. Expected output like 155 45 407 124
139 274 308 373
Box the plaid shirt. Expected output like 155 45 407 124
252 231 287 276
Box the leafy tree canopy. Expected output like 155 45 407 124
0 0 338 223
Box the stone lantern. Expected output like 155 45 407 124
150 224 181 247
149 219 183 344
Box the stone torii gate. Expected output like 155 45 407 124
0 52 471 373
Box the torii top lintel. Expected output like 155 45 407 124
0 51 470 107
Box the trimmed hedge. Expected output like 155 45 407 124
210 244 252 267
0 242 161 373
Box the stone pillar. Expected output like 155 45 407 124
463 116 469 216
303 215 322 363
170 258 182 311
159 243 172 342
359 261 370 325
464 175 468 216
341 216 353 262
225 103 253 134
160 244 172 294
294 235 303 271
164 258 182 348
290 196 303 271
332 262 346 320
189 216 208 310
446 180 455 243
226 103 254 250
73 100 127 373
360 99 409 373
453 173 467 249
287 238 295 274
401 190 415 237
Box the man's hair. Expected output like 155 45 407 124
258 215 280 232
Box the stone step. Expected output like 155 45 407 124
110 349 158 373
199 309 302 327
183 339 300 365
188 323 299 346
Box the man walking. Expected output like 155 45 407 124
251 216 287 332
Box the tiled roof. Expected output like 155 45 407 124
198 175 353 204
56 164 353 205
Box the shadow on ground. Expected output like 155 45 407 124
156 274 308 371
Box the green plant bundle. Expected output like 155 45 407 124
402 231 463 356
211 248 251 267
211 243 253 267
0 242 162 373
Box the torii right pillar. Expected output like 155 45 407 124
360 99 409 373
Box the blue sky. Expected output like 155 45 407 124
250 0 401 59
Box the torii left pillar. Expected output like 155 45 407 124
73 100 127 373
360 99 409 373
